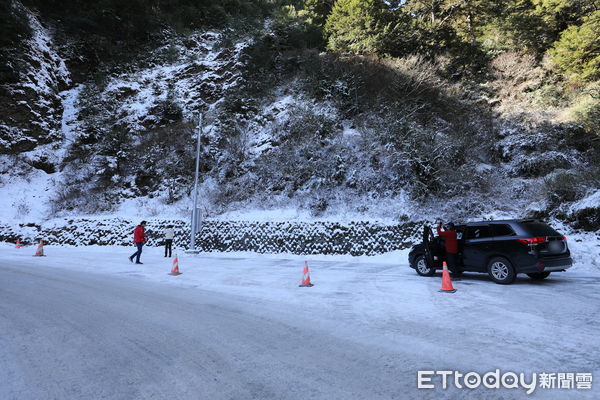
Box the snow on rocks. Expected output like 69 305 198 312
567 190 600 231
98 31 252 133
0 218 424 256
0 2 70 153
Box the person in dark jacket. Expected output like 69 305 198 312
437 221 459 274
129 221 147 264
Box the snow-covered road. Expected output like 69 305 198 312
1 245 598 399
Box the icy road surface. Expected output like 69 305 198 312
0 245 598 399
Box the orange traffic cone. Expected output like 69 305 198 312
299 261 314 287
15 239 21 248
169 254 182 276
440 261 456 293
34 240 45 257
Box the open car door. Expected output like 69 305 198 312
422 225 436 268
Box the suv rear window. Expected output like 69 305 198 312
466 225 492 239
521 221 560 237
491 224 515 237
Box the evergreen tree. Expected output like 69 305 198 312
299 0 334 27
475 1 546 55
273 3 326 49
550 10 600 81
325 0 384 54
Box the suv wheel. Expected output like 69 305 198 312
415 255 435 276
487 257 516 284
527 272 551 280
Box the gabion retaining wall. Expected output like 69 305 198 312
0 218 425 256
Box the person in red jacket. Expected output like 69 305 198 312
129 221 147 264
437 221 459 274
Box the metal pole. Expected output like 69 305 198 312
190 113 202 250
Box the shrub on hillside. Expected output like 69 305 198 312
511 152 572 178
490 51 545 107
550 10 600 82
544 164 600 228
156 87 184 124
544 170 583 207
568 95 600 135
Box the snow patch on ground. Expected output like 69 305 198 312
114 195 191 220
341 120 360 137
564 231 600 273
0 167 56 222
1 242 599 391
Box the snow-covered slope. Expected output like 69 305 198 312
0 2 69 154
0 2 598 233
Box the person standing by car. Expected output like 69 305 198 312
164 225 174 258
129 221 147 264
437 221 459 274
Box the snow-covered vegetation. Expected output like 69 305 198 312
0 0 598 234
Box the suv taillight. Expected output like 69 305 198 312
518 237 547 245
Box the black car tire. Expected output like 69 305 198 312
487 257 516 284
527 272 551 280
414 254 435 276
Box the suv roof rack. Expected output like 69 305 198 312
465 218 545 224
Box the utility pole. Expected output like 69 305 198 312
189 113 202 252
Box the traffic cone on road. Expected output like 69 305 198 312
299 261 314 287
15 239 21 248
440 261 456 293
169 254 182 276
34 241 45 257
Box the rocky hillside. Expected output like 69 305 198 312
0 0 598 231
0 1 69 154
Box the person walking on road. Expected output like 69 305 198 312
129 221 147 264
164 225 174 258
437 221 459 275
